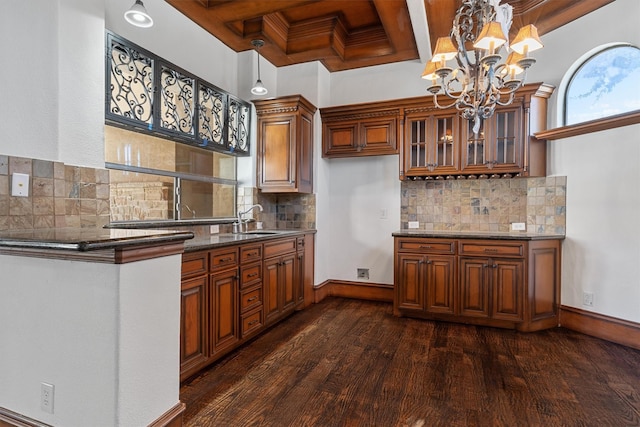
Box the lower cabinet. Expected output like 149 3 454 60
394 236 562 331
180 233 313 381
263 238 297 326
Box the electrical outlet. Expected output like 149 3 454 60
11 173 29 197
41 383 54 414
408 221 419 229
357 268 369 280
511 222 526 231
380 209 388 219
583 292 594 307
209 225 219 234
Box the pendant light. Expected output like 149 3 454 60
251 40 268 96
124 0 153 28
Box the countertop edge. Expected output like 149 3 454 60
392 231 566 241
184 229 316 252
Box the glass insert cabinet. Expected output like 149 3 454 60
400 84 552 180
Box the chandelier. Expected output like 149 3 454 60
422 0 543 133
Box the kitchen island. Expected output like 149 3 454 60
0 227 193 427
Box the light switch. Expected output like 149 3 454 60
11 173 29 197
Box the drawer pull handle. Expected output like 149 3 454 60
483 249 498 253
419 245 432 249
247 251 258 257
247 296 257 302
219 257 232 262
247 273 258 278
248 320 259 326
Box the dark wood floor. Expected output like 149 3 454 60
180 298 640 427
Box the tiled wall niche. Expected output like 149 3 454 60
0 155 111 231
401 176 566 234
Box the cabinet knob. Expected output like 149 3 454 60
492 264 497 268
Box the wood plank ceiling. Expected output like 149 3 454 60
165 0 615 72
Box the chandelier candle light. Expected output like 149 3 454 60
422 0 543 133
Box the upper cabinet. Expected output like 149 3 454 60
319 83 553 178
402 83 554 180
106 31 251 156
254 95 316 194
320 102 400 158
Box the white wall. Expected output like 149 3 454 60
528 0 640 321
0 1 60 162
0 254 182 426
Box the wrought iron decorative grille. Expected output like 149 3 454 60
198 84 226 148
109 40 154 125
160 66 195 135
106 31 252 157
228 98 250 154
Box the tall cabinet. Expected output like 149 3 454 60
254 95 316 193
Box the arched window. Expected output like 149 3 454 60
564 44 640 126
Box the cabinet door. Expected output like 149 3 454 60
425 255 456 315
297 109 314 193
323 122 358 157
491 259 524 321
263 257 281 324
359 117 398 155
461 106 523 176
396 254 425 312
180 276 208 375
295 250 305 308
258 115 296 191
209 269 239 355
405 112 459 176
459 258 491 318
281 254 296 315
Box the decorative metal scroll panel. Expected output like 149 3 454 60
160 66 195 135
109 40 154 125
198 84 226 148
228 98 250 154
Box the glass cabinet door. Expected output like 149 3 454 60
464 119 486 168
198 83 226 150
159 64 195 137
409 119 428 169
107 37 155 128
227 96 251 156
433 114 458 172
493 109 519 167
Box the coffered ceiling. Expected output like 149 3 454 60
165 0 614 72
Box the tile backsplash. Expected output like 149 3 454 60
1 154 562 235
401 176 566 234
0 155 110 231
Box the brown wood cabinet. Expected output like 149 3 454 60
402 84 553 179
320 102 400 157
180 232 314 381
318 82 553 177
263 237 297 325
254 95 316 193
394 235 561 331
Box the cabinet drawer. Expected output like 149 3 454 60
241 244 262 264
264 238 296 258
209 247 238 271
241 308 264 338
240 286 262 312
396 238 456 254
240 263 262 288
459 240 525 258
182 251 208 278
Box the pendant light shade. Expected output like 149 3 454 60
251 40 268 96
124 0 153 28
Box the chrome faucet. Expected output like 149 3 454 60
235 204 263 233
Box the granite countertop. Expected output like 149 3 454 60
184 229 314 252
393 230 565 240
0 228 195 251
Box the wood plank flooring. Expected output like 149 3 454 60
180 298 640 427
